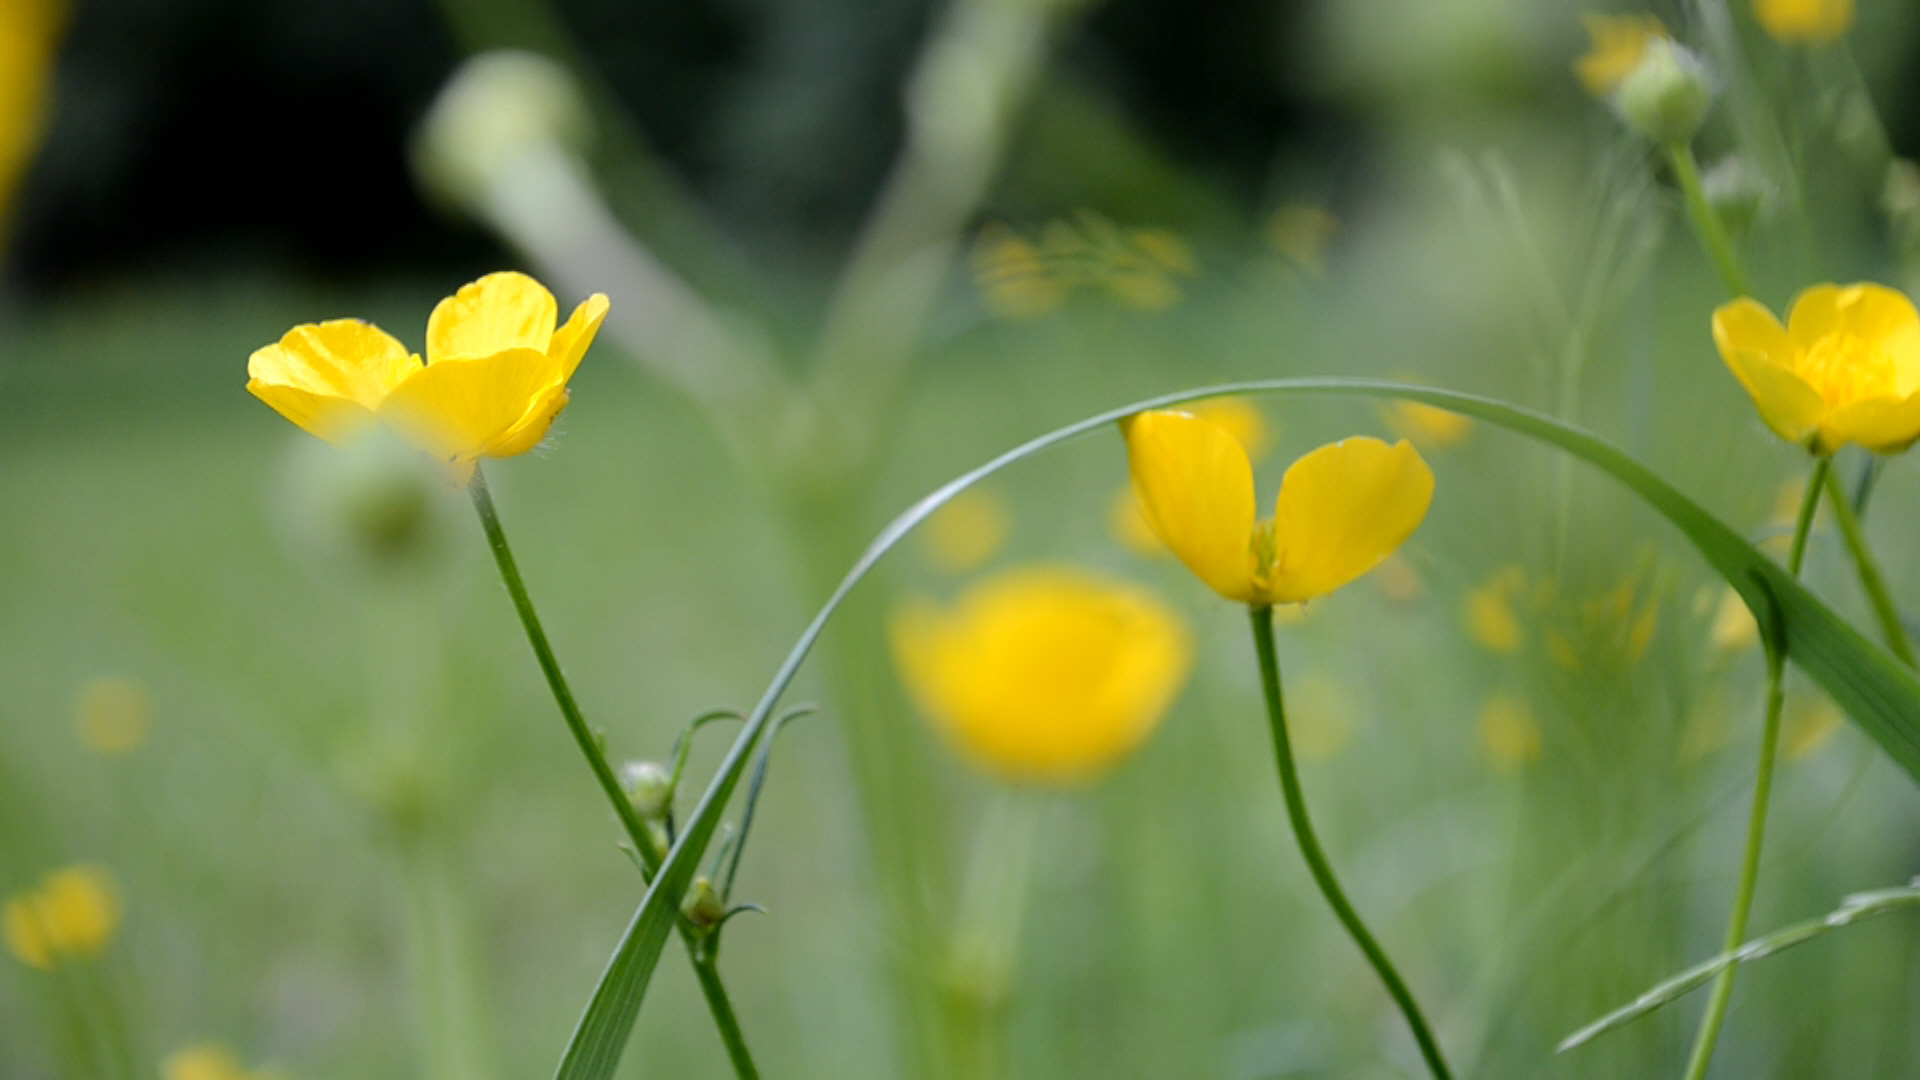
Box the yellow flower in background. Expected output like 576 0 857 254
74 675 151 754
1124 410 1433 607
1478 693 1543 772
1713 284 1920 454
1288 671 1357 761
1754 0 1852 43
1464 566 1526 652
972 225 1067 319
922 487 1010 572
892 566 1192 783
4 864 118 970
163 1044 290 1080
1384 400 1473 449
1782 693 1844 758
0 0 65 241
247 272 609 483
1265 204 1339 277
1190 397 1273 461
1575 13 1670 96
1708 584 1759 652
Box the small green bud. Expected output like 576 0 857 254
620 760 674 821
1613 38 1714 146
683 877 726 930
1703 156 1766 238
413 50 592 211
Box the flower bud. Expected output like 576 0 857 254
1612 37 1714 146
413 50 592 211
683 877 726 930
1703 155 1767 237
284 426 450 575
620 760 675 821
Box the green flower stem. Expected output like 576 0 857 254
1820 463 1915 666
468 471 761 1080
1666 141 1752 298
1248 606 1453 1080
1680 455 1826 1080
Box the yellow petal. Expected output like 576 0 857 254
244 380 379 445
891 567 1192 783
1820 393 1920 453
1721 345 1824 446
247 319 420 411
549 292 610 382
1712 296 1791 366
1267 438 1433 603
485 384 571 458
36 866 116 955
1123 410 1259 602
425 270 558 363
3 893 50 969
378 347 561 470
1782 282 1909 351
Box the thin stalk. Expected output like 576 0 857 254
1820 463 1915 666
1666 142 1751 297
1248 606 1453 1080
1680 456 1826 1080
467 470 760 1080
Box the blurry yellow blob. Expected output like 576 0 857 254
892 566 1192 783
1709 585 1760 652
1782 693 1843 758
1385 401 1473 449
1477 693 1543 772
0 0 65 244
1287 672 1356 761
1371 553 1425 605
1575 13 1670 96
4 864 118 970
1124 410 1433 607
74 675 151 754
163 1045 289 1080
1464 566 1527 653
1109 485 1165 555
1265 203 1339 277
922 488 1010 573
247 271 608 484
972 225 1066 320
1754 0 1852 43
1189 397 1273 460
1713 284 1920 454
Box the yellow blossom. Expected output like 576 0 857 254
247 272 608 484
4 864 118 970
1754 0 1852 43
0 0 65 242
74 675 151 754
922 488 1011 572
1384 400 1473 449
1713 283 1920 454
1708 585 1759 651
1124 410 1433 607
972 225 1066 319
892 566 1192 783
1190 397 1273 460
1575 13 1671 96
163 1044 289 1080
1464 566 1527 652
1782 693 1843 758
1478 692 1543 772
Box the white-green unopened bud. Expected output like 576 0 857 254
620 760 674 820
284 426 448 574
413 50 592 210
683 877 726 929
1613 38 1713 146
1703 156 1766 237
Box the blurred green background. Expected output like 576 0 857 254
6 0 1920 1078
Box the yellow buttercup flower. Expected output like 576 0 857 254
4 864 118 970
922 487 1011 572
1575 13 1670 96
1754 0 1852 43
247 271 609 484
1713 283 1920 454
892 566 1192 783
1124 410 1433 607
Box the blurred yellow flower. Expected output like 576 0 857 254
4 864 118 970
247 272 609 484
163 1044 290 1080
1464 566 1527 652
922 487 1011 572
1266 204 1339 277
74 675 151 754
1575 13 1670 96
1384 400 1473 449
1190 397 1273 461
1288 671 1357 761
892 566 1192 783
1109 485 1163 555
1372 553 1426 605
0 0 65 241
1124 410 1433 607
972 225 1067 319
1754 0 1852 43
1713 284 1920 454
1782 693 1844 758
1478 692 1543 772
1708 585 1760 651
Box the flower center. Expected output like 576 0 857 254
1798 331 1911 405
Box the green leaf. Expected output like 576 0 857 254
552 378 1920 1080
1558 880 1920 1051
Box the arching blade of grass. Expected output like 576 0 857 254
553 378 1920 1080
1559 880 1920 1051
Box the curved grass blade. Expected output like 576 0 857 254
1558 880 1920 1052
554 378 1920 1080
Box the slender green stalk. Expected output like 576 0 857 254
1248 606 1453 1080
1820 464 1915 666
1680 456 1826 1080
467 470 760 1080
1666 142 1751 297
